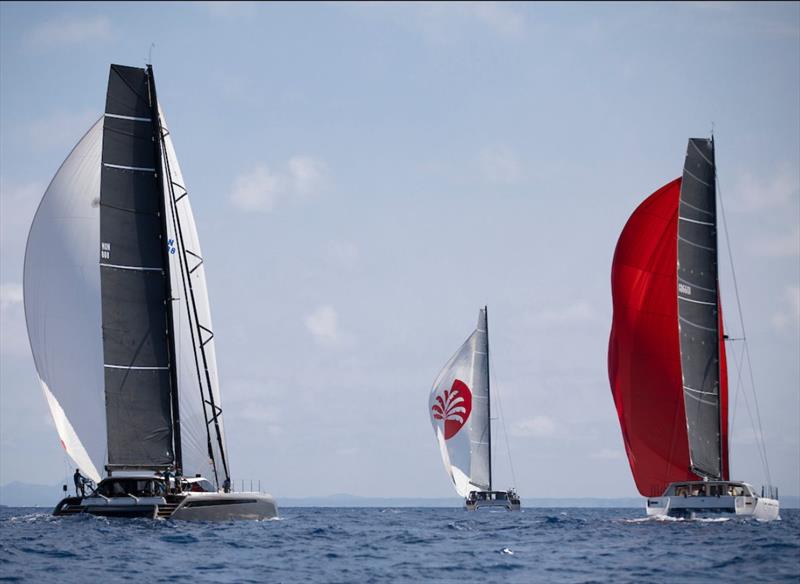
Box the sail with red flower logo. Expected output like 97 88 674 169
429 308 491 497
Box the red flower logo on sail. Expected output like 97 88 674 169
431 379 472 440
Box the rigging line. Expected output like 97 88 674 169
163 136 220 487
488 345 517 489
159 111 230 485
717 169 773 486
727 334 747 478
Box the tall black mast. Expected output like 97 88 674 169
147 64 183 474
485 305 492 492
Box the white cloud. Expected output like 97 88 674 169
304 305 341 345
728 165 799 213
479 145 523 185
0 284 23 311
25 110 97 152
510 415 556 437
229 165 281 212
25 15 112 48
229 156 327 212
288 156 325 195
771 286 800 332
750 226 799 258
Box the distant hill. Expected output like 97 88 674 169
3 482 797 509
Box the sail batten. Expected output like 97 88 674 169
100 65 175 469
677 137 725 480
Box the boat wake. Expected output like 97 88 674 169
623 515 731 524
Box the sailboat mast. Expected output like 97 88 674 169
147 64 183 475
711 134 726 480
485 305 492 492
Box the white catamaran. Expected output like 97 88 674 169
608 137 779 521
24 64 277 520
429 307 520 511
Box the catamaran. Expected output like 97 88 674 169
608 137 779 521
24 64 277 520
429 307 520 511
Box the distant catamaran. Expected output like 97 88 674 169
24 64 277 520
429 307 520 511
608 137 779 521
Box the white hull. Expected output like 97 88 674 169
645 495 779 521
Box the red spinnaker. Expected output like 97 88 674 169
608 178 700 496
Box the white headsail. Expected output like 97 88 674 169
429 308 491 497
159 109 229 486
23 119 106 483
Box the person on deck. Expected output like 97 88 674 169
73 469 86 497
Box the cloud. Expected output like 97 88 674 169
510 415 556 437
25 15 112 48
479 145 523 185
229 165 281 212
750 226 800 258
728 165 799 213
0 284 23 311
771 286 800 332
229 156 326 212
25 110 97 152
304 305 341 345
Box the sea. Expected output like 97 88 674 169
1 506 798 583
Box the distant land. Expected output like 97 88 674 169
2 482 797 509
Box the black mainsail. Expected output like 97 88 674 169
677 137 723 479
99 65 179 471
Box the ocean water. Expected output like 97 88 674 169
1 506 798 583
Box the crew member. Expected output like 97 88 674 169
73 469 86 497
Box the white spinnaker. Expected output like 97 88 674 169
23 118 105 483
429 309 491 497
160 108 228 486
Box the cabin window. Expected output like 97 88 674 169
674 485 689 497
690 485 706 497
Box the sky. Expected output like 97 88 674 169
0 2 798 500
